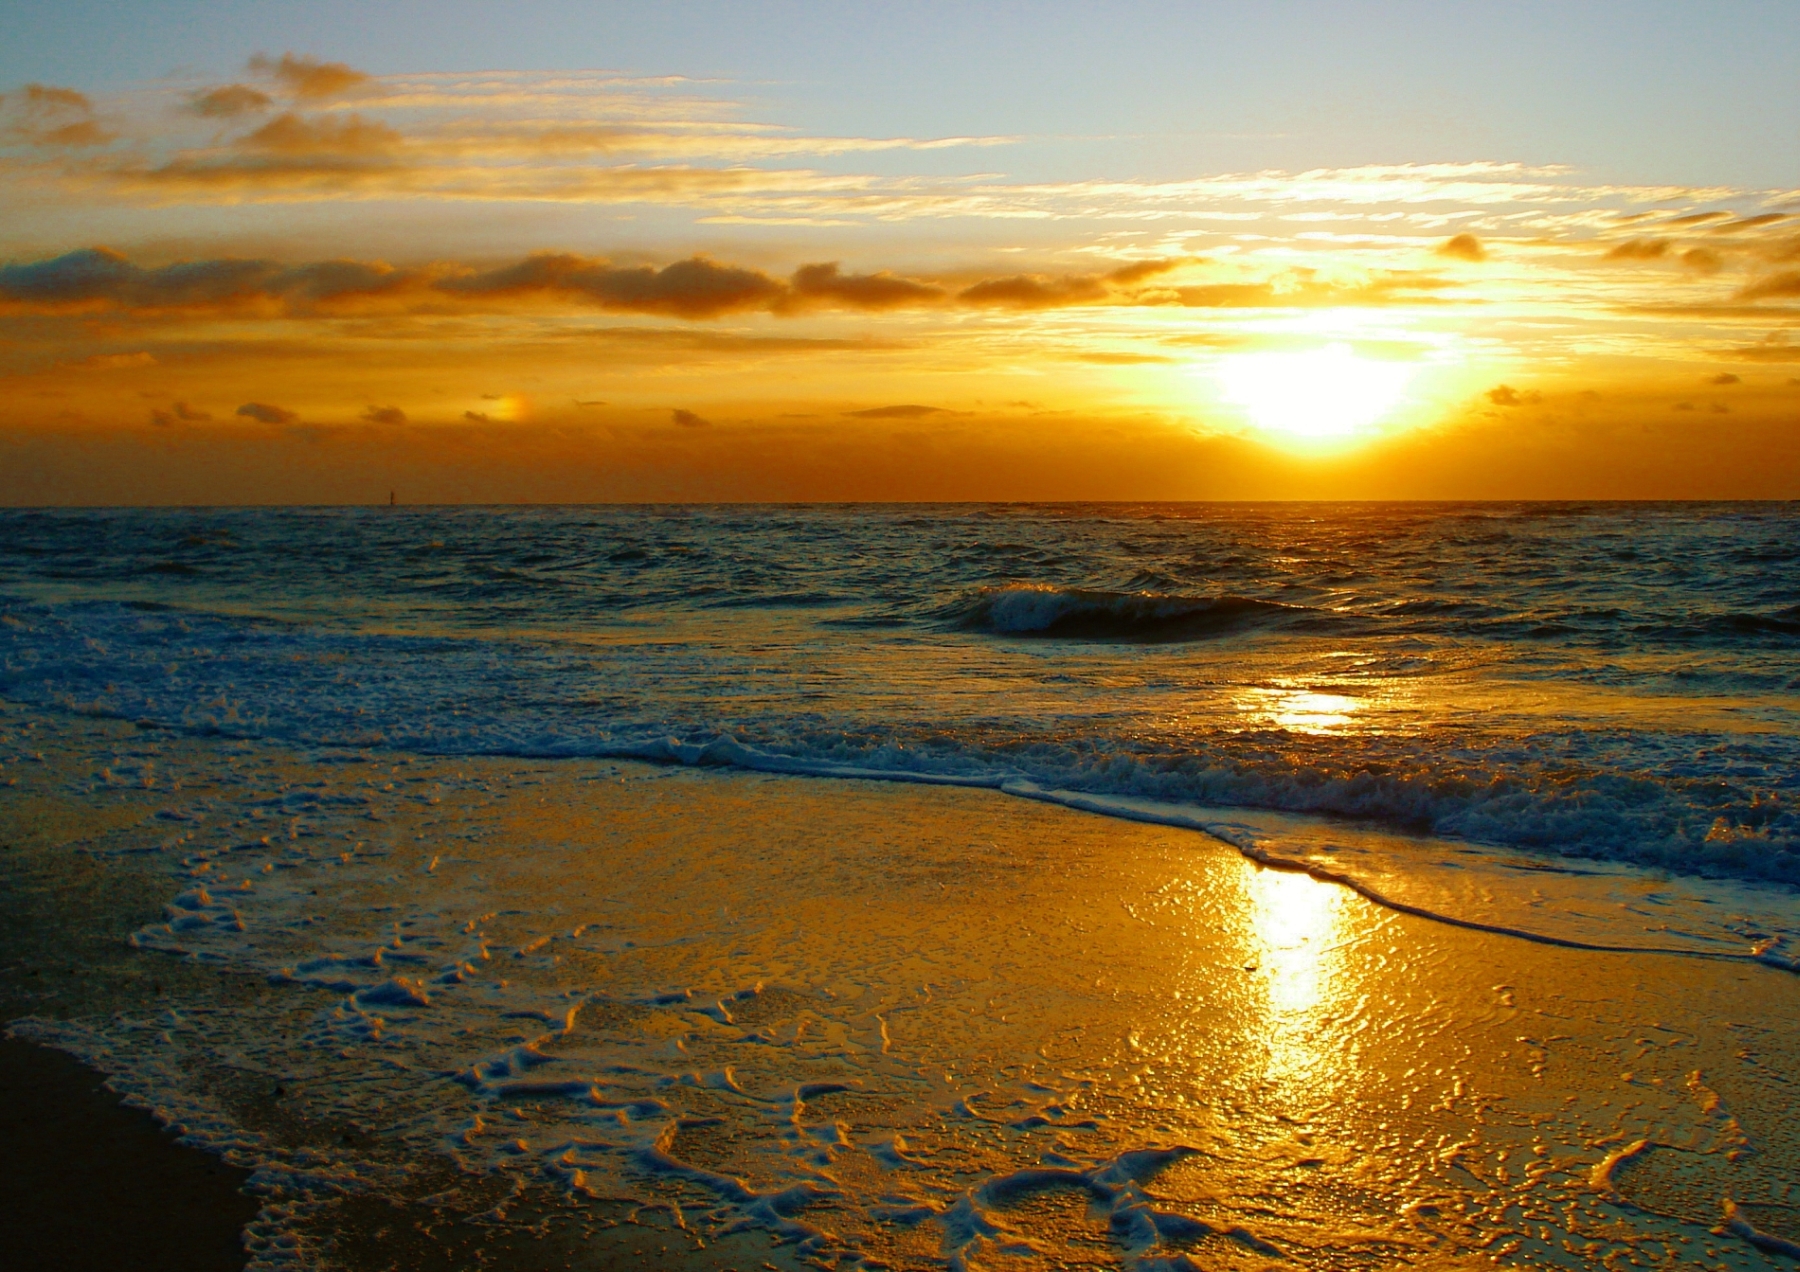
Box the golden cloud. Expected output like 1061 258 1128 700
0 248 1352 323
186 85 274 118
240 112 402 156
956 260 1183 310
786 263 946 311
149 400 211 426
1073 352 1179 364
441 253 785 319
236 401 298 424
1738 271 1800 301
1169 269 1454 308
2 64 1758 232
1437 233 1485 261
248 53 371 102
1605 238 1669 261
847 404 948 419
1723 335 1800 361
1682 248 1723 275
1 83 112 147
958 273 1109 308
69 350 155 369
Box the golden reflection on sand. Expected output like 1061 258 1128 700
1242 865 1353 1101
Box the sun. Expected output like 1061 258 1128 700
1212 343 1416 439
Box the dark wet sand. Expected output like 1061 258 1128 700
0 715 255 1271
0 1035 259 1272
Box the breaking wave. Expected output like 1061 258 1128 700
942 584 1337 640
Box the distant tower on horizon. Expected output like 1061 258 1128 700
389 490 396 507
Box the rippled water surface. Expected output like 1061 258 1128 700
4 502 1797 879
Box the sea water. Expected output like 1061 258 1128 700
3 502 1799 1268
4 503 1797 879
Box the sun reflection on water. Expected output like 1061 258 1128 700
1236 686 1363 734
1244 866 1351 1099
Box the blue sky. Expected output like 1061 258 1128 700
5 0 1797 186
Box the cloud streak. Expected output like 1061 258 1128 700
0 248 1325 320
236 401 298 424
6 64 1785 235
1 83 112 147
247 54 372 102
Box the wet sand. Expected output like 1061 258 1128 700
3 702 1799 1270
0 1036 260 1272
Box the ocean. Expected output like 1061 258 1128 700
3 502 1799 1269
4 502 1797 880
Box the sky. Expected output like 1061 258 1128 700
2 0 1797 503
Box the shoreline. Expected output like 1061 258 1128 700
5 699 1800 1269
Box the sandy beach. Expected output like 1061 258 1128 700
4 699 1798 1270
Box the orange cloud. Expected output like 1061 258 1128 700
786 262 945 311
69 350 156 370
671 408 710 427
1737 271 1800 301
149 400 211 426
248 54 371 101
1103 258 1184 286
1 83 112 147
1718 213 1787 231
0 248 417 315
1681 248 1723 275
443 253 785 319
1605 238 1669 261
847 404 948 419
958 273 1109 308
954 259 1182 309
236 401 298 423
128 110 409 191
1437 233 1485 261
1724 334 1800 362
362 404 406 424
186 85 274 118
1073 352 1179 364
240 112 401 155
0 247 1472 325
1170 270 1453 309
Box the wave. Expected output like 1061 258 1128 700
942 584 1334 641
1644 605 1800 641
5 591 1798 886
466 735 1800 970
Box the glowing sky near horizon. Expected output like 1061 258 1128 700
2 0 1797 502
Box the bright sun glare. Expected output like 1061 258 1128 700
1213 343 1416 439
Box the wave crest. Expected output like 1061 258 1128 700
943 584 1329 640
